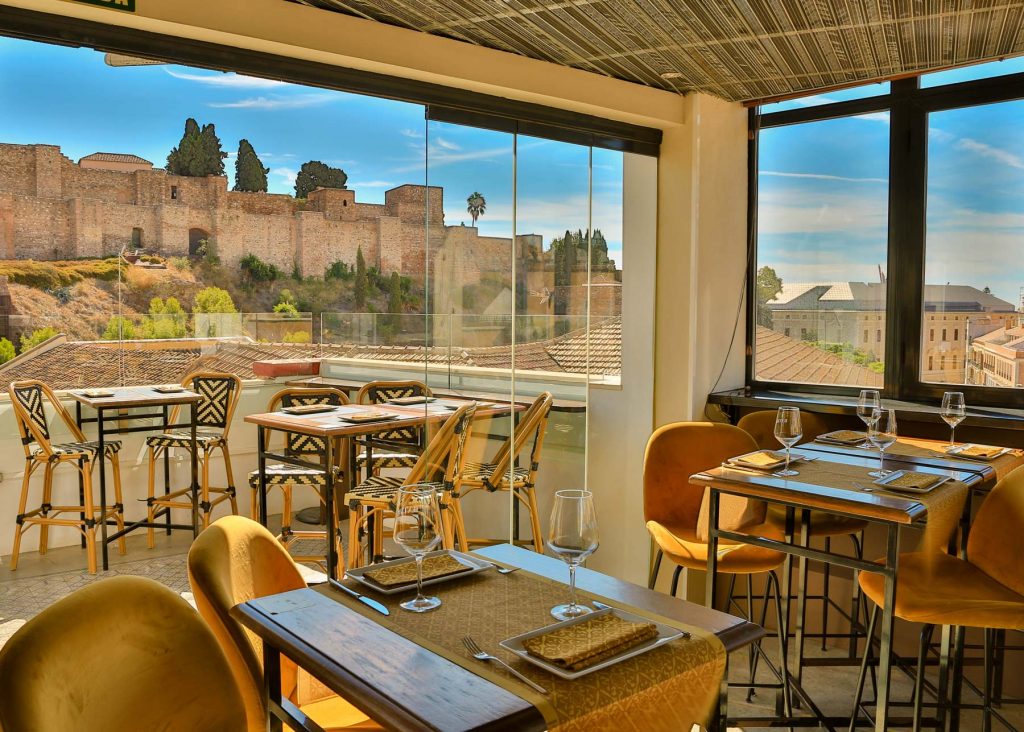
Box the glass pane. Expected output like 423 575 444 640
921 56 1024 88
924 101 1023 387
754 114 890 387
760 82 890 114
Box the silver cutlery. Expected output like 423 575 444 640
328 577 390 616
462 636 548 694
490 564 520 575
852 481 905 499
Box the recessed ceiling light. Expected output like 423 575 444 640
660 71 682 80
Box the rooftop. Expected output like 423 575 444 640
78 152 154 166
769 282 1016 313
755 325 883 386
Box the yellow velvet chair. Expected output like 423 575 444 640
739 409 869 662
854 464 1024 729
188 515 378 731
644 421 792 711
0 575 246 732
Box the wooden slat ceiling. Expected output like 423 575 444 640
291 0 1024 102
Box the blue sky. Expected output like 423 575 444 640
0 36 622 265
758 65 1024 306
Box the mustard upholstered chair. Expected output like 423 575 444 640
8 379 126 574
345 402 476 568
453 391 553 552
188 515 378 731
0 575 246 732
354 380 432 476
146 371 241 543
853 465 1024 730
248 387 348 568
739 409 869 663
644 421 792 711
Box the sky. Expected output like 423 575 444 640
757 58 1024 307
0 36 623 266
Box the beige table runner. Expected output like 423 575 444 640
888 437 1024 481
319 565 726 732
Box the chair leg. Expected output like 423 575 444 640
912 624 935 732
38 464 53 555
450 497 469 553
767 570 793 720
82 465 98 575
849 605 879 732
821 537 831 651
983 627 994 732
524 487 543 553
147 446 158 549
669 565 683 598
220 444 238 515
648 548 663 590
372 508 385 562
747 574 773 703
281 484 293 539
110 455 127 555
9 462 34 571
849 532 865 659
746 575 757 697
346 505 363 571
200 449 212 529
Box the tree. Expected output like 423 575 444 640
0 337 15 364
194 286 237 314
20 326 60 352
354 246 368 311
166 118 226 177
140 297 187 339
199 123 227 177
756 265 783 328
102 316 136 341
166 118 201 176
234 138 269 192
466 192 486 226
388 272 403 325
274 302 300 318
294 160 348 199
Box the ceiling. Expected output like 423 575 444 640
291 0 1024 102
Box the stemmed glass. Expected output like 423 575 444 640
392 484 444 613
773 406 803 477
547 489 599 621
867 408 898 478
857 390 881 448
941 392 966 448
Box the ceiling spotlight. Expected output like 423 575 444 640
660 71 683 80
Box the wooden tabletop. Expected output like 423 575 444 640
245 399 520 438
231 545 761 732
67 386 201 409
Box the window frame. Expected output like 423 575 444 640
749 72 1024 408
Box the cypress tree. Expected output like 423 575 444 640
234 139 269 192
166 118 201 176
354 246 368 311
198 123 227 177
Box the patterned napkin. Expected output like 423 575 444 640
885 472 940 490
733 450 785 468
817 430 868 444
957 444 1003 459
522 613 659 671
364 554 472 587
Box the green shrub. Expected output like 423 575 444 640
169 256 191 271
273 302 300 318
239 253 281 283
194 286 237 314
283 330 311 343
102 316 137 341
0 337 15 364
325 261 352 281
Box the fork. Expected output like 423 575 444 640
462 636 548 694
491 564 520 575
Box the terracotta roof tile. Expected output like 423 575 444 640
755 326 883 387
79 152 153 165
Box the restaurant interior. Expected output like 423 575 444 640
1 1 1024 730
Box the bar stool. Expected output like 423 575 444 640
344 403 475 568
8 380 127 574
644 421 793 715
852 465 1024 731
247 387 348 569
451 391 553 552
354 380 432 476
146 371 241 544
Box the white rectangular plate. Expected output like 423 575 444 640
345 549 493 595
872 469 951 493
945 444 1012 461
81 390 115 398
815 430 868 445
725 449 801 471
499 607 686 680
281 404 338 415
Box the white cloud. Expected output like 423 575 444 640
955 137 1024 170
433 137 461 151
270 167 297 186
166 69 286 89
757 188 888 235
209 93 335 110
929 127 956 143
400 128 424 139
761 171 887 184
349 180 395 189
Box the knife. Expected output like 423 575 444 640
328 578 390 616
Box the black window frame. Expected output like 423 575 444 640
749 71 1024 408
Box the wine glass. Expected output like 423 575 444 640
941 392 966 448
547 489 599 621
867 408 898 478
392 484 444 613
857 390 881 448
773 407 803 477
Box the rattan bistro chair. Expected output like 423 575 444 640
0 576 247 732
146 371 241 544
344 403 476 569
248 387 348 568
8 380 127 574
354 380 432 476
452 391 554 552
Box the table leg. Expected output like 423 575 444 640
190 403 199 537
324 436 338 580
779 506 795 717
163 404 171 535
705 488 720 610
937 624 953 730
874 524 900 732
76 402 86 548
98 408 109 571
263 640 284 732
794 509 811 695
258 426 268 526
715 655 730 732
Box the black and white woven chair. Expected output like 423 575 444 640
146 372 241 543
353 380 432 476
8 380 126 574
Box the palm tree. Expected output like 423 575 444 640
466 192 486 226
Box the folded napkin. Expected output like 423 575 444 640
732 450 785 468
957 444 1003 459
885 472 940 490
343 411 396 423
522 613 659 671
364 554 471 587
817 430 867 444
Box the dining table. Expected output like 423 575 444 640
690 437 1010 732
245 398 524 578
232 544 764 732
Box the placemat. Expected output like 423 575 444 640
320 564 725 732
